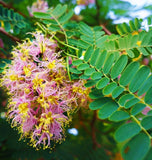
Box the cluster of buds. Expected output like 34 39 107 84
1 32 90 149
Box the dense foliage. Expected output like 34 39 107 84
1 0 152 160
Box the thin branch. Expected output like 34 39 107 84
0 0 26 17
0 28 21 43
95 0 112 35
100 24 112 35
91 111 101 149
0 0 9 7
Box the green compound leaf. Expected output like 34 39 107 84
79 22 93 37
118 94 134 106
98 101 119 119
134 18 141 30
137 75 152 96
109 110 130 122
84 68 96 76
112 86 124 98
84 80 97 88
95 50 107 70
72 59 83 66
90 48 100 66
33 12 51 19
58 10 73 24
89 97 110 110
131 103 146 116
144 87 152 104
77 63 89 70
122 133 150 160
79 74 90 79
138 47 149 56
103 53 115 74
0 5 26 34
129 20 136 31
69 68 82 74
124 98 140 109
114 122 141 142
111 55 128 79
89 88 103 99
126 49 135 58
91 72 103 80
96 77 110 89
51 4 67 18
48 25 61 31
4 21 11 32
84 46 94 62
141 116 152 130
119 61 140 86
102 82 117 95
129 66 150 93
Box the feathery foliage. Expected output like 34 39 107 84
32 5 152 159
1 1 152 160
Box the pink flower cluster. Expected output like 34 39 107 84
27 0 49 17
1 32 90 149
77 0 95 5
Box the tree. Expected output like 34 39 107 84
0 0 152 160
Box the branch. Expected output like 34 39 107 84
100 24 112 35
91 111 101 149
78 110 91 135
0 28 21 43
95 0 112 35
0 0 26 17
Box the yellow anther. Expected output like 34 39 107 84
47 60 56 70
24 88 30 94
23 65 31 77
10 74 18 81
18 103 29 115
32 75 43 89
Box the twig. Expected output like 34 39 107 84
100 24 112 35
0 28 21 43
91 111 101 149
0 0 8 7
95 0 112 35
0 0 26 17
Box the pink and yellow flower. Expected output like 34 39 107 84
1 32 90 149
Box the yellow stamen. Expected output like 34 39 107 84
18 103 29 115
32 75 44 89
48 96 58 105
24 88 30 94
23 65 31 77
47 60 56 70
10 74 18 81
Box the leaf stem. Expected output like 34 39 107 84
66 56 71 81
131 115 152 139
53 35 79 51
36 22 47 34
